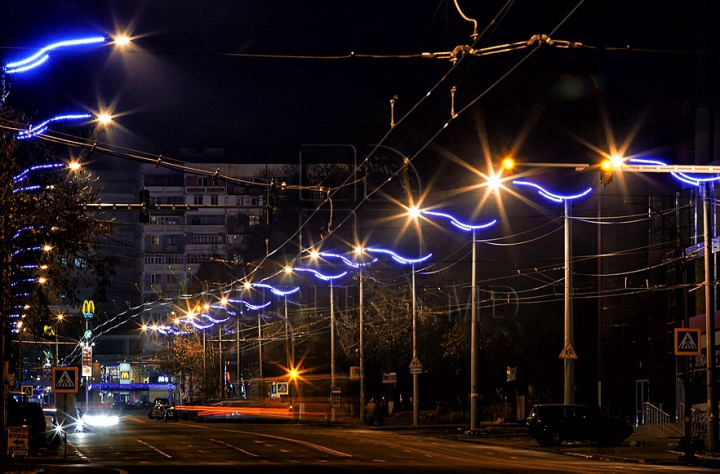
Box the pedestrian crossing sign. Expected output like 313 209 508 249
52 366 79 393
674 328 701 356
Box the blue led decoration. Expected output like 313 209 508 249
364 247 432 265
226 299 272 311
250 283 300 296
293 267 348 281
17 113 92 139
627 158 720 187
313 251 376 268
4 36 106 74
13 163 66 183
511 180 592 203
420 210 497 232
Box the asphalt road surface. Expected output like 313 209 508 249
10 413 719 474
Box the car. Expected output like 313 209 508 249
79 406 120 430
8 400 62 452
526 404 633 447
151 403 168 420
163 406 180 422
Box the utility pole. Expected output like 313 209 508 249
703 184 718 451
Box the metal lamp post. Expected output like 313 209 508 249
293 265 348 422
364 247 432 427
512 180 593 405
420 211 496 431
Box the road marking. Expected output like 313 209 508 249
205 437 259 457
135 438 172 458
185 424 352 458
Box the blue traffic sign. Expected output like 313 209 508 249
674 328 701 356
52 366 79 393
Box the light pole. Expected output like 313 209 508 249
292 264 348 422
702 183 718 451
244 281 299 400
364 247 432 427
419 210 496 430
512 180 593 405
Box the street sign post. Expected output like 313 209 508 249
409 357 423 374
52 367 79 394
7 426 29 456
20 385 33 399
675 328 702 356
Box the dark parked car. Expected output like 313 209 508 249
163 406 180 422
8 400 61 452
526 404 633 447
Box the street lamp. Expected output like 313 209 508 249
292 264 348 422
512 179 592 405
364 247 432 427
419 210 497 431
241 281 298 400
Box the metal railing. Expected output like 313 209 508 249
643 402 683 437
679 402 708 440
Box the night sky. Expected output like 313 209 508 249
0 1 700 166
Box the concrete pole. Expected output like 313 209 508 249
703 184 718 450
219 323 223 399
412 263 419 427
359 267 365 422
470 229 479 430
564 199 575 405
258 312 263 400
330 280 336 422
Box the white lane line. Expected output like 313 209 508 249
135 438 172 458
206 437 259 457
237 431 353 458
185 424 352 458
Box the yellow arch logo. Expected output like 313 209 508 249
82 300 95 316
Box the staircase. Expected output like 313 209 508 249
642 401 711 443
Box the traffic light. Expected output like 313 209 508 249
600 159 613 186
139 189 150 223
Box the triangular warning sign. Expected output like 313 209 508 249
679 332 698 350
559 341 578 359
56 370 75 388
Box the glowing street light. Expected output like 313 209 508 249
293 263 348 422
417 210 496 431
366 247 431 427
512 179 592 405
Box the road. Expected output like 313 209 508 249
14 412 719 474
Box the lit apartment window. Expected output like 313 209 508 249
151 236 161 246
249 215 260 226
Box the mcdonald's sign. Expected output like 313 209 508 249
82 300 95 319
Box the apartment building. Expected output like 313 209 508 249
139 154 275 317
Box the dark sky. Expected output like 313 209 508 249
0 1 701 168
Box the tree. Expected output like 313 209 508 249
1 108 117 461
155 333 207 402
